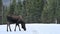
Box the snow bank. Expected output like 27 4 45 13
0 24 60 34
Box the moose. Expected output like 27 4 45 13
6 15 26 32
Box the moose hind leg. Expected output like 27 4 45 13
7 24 8 32
7 22 10 32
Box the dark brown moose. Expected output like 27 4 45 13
6 15 26 32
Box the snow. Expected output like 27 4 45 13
0 24 60 34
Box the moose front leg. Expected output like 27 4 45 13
14 24 17 31
9 24 11 31
18 24 21 31
14 23 21 31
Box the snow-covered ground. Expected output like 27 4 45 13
0 24 60 34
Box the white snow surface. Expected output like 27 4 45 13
0 24 60 34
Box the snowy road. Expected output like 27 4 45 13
0 24 60 34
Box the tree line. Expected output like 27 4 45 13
0 0 60 24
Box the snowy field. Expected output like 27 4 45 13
0 24 60 34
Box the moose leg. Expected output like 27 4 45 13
14 23 18 31
7 22 11 32
7 24 8 32
18 24 21 31
9 24 11 31
7 22 9 32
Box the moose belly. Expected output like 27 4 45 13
7 18 18 24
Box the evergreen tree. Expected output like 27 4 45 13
41 0 59 23
0 0 2 16
0 0 2 24
25 0 45 23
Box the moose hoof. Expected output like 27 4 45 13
19 29 21 31
14 29 16 31
24 29 26 31
10 29 12 32
23 29 26 31
7 30 8 32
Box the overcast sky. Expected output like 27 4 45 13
2 0 10 6
2 0 23 6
